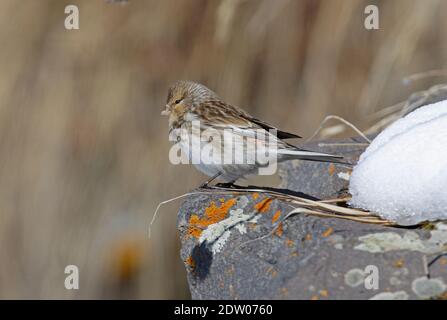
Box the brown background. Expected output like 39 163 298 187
0 0 446 298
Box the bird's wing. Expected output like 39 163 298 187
191 102 346 165
195 101 301 139
247 117 302 139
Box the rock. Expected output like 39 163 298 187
177 138 447 300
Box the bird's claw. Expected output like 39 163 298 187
215 182 236 189
199 182 211 189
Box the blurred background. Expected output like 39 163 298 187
0 0 446 298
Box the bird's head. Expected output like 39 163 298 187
162 81 218 117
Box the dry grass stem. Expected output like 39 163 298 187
198 185 392 225
307 115 372 143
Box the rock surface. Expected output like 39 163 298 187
177 139 447 300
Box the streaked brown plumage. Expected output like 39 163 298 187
162 80 342 185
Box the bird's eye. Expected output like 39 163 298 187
175 99 182 104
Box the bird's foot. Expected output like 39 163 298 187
215 182 236 189
199 172 222 189
199 181 213 189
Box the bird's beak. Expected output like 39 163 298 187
161 104 170 116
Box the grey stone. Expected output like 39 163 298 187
177 138 447 300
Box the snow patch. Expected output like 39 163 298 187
349 100 447 225
337 172 351 181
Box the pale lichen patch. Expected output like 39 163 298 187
344 268 365 287
369 291 409 300
198 196 255 254
412 276 447 299
235 223 247 235
327 234 344 250
209 230 231 255
354 230 447 254
199 208 250 245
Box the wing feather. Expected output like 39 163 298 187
194 101 301 140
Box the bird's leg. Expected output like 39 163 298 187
199 172 222 188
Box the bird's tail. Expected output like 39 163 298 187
277 148 348 165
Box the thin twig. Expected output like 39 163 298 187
151 184 391 244
149 190 212 239
366 101 406 121
199 185 389 222
317 143 369 147
306 115 371 143
320 196 351 203
402 69 447 85
239 207 309 248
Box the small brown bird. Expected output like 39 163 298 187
162 80 343 187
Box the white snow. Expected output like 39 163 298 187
349 100 447 225
337 172 351 181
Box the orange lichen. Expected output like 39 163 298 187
285 238 295 248
319 289 329 298
328 163 336 176
305 234 312 241
311 295 319 300
187 198 237 238
248 223 257 230
274 222 283 237
266 266 278 278
252 192 260 200
254 197 272 213
322 227 334 238
393 259 404 268
440 258 447 266
271 210 281 224
184 256 196 270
